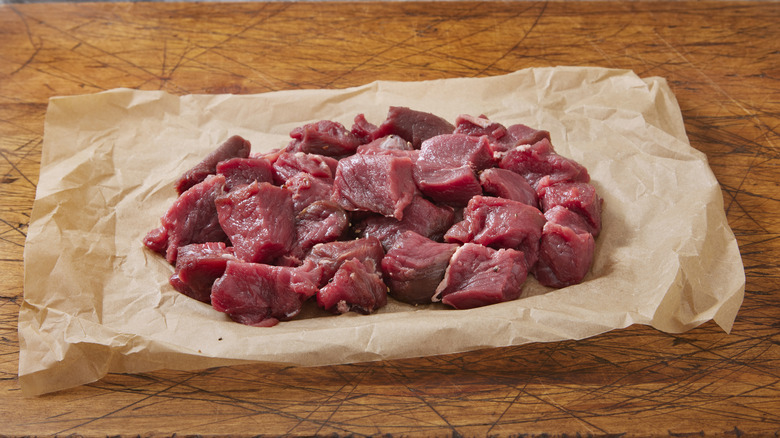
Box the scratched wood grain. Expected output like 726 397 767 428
0 1 778 435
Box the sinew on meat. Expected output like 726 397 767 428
143 110 603 327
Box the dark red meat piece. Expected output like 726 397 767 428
286 120 362 157
211 260 319 327
503 123 551 149
332 153 418 220
305 237 385 287
499 138 589 189
317 258 387 314
454 115 550 154
283 173 335 215
143 226 168 255
479 167 538 207
433 243 528 309
170 242 237 303
175 135 251 195
290 200 349 259
453 114 508 140
533 222 595 288
413 165 483 207
358 195 455 250
543 205 591 235
144 174 228 264
381 231 459 305
350 113 379 144
413 134 494 206
418 134 495 172
373 106 455 149
443 195 545 268
272 151 338 185
216 181 296 264
357 135 413 153
537 180 602 237
216 157 274 192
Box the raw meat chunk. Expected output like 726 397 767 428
142 225 168 255
170 242 237 303
147 108 603 324
533 222 595 288
358 195 455 250
291 201 349 259
286 120 362 157
499 138 589 188
413 134 494 206
216 181 296 264
283 172 335 214
543 205 591 235
453 114 508 140
175 135 251 195
443 195 546 268
413 165 483 207
332 153 417 219
350 113 379 144
433 243 528 309
216 157 274 192
373 106 455 148
538 180 602 237
272 152 338 185
317 258 388 314
252 148 284 163
418 134 495 172
381 231 459 305
357 135 413 153
305 237 385 286
454 115 550 153
356 146 419 160
211 260 319 327
504 123 551 149
479 167 538 207
144 174 228 264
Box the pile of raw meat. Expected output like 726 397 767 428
143 107 602 327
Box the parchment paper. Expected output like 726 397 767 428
19 67 745 396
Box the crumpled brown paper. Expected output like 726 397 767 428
19 67 745 396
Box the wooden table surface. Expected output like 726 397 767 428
1 1 778 435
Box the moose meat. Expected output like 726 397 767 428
286 120 363 157
305 237 386 286
332 153 417 220
358 195 455 250
454 114 550 153
211 260 319 327
216 181 296 264
444 195 546 269
433 243 528 309
216 157 274 192
272 151 339 185
145 107 603 327
175 135 251 195
479 167 538 207
283 172 335 214
317 258 388 314
372 106 455 148
381 231 459 305
537 179 603 237
144 174 228 264
413 134 494 206
169 242 237 303
534 221 596 288
290 200 349 259
499 138 589 188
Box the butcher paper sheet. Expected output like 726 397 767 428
19 67 745 395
